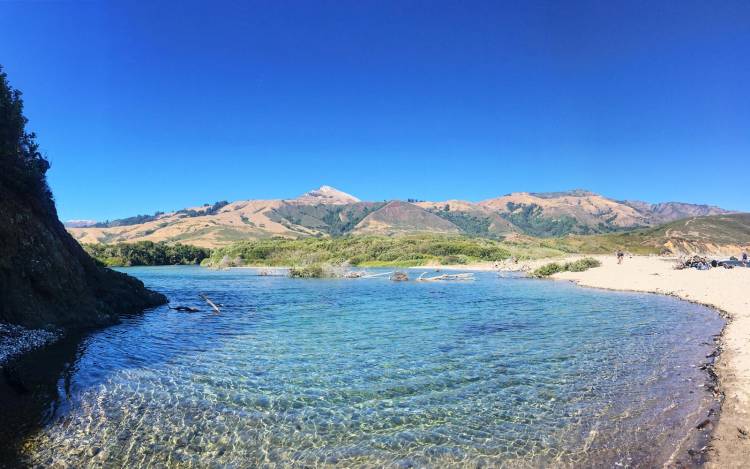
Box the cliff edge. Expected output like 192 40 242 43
0 66 166 329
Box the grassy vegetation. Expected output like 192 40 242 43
202 228 677 270
531 257 602 278
647 214 750 246
502 232 663 257
526 213 750 255
84 241 211 267
203 235 516 268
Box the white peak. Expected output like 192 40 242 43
295 185 360 204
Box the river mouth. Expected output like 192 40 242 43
2 266 724 467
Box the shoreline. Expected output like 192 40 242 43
542 255 749 468
433 255 746 466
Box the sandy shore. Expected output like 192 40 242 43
438 254 750 465
543 255 750 468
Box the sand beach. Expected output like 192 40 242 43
439 254 750 466
547 255 750 468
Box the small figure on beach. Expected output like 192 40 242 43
743 252 748 263
616 250 624 264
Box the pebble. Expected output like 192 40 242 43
0 322 60 365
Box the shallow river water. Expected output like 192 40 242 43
14 266 723 467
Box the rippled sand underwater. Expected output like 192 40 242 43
20 266 722 468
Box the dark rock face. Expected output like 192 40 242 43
0 178 166 329
0 66 165 330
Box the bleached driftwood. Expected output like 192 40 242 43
361 271 394 279
417 272 475 282
199 294 221 313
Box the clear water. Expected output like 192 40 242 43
21 266 722 468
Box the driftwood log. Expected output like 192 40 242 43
417 272 475 282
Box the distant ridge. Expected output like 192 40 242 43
66 186 734 248
528 189 597 199
64 219 98 228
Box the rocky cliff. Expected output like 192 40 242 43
0 67 165 329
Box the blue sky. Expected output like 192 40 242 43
1 0 748 220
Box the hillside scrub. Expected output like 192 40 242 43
288 265 325 278
84 241 211 267
203 235 514 267
531 258 601 278
501 232 662 257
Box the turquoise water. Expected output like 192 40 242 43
22 266 722 467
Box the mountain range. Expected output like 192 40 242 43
66 186 730 248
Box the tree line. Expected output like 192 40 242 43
84 241 211 267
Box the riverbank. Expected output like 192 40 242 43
543 255 750 468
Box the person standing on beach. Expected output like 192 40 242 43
617 250 624 264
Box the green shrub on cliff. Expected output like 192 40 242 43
0 65 52 205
